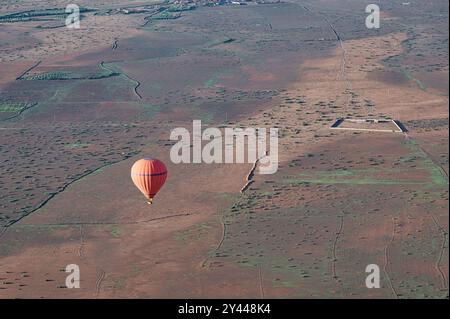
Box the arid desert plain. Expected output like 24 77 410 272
0 0 448 298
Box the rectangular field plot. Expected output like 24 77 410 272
330 118 406 133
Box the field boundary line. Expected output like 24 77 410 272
430 214 449 290
384 217 399 298
332 215 344 282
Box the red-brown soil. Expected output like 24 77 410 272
0 0 448 299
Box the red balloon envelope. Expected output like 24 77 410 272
131 158 167 204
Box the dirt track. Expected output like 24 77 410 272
0 0 448 298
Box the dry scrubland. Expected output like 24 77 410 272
0 0 448 298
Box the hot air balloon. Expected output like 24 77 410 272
131 158 167 204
